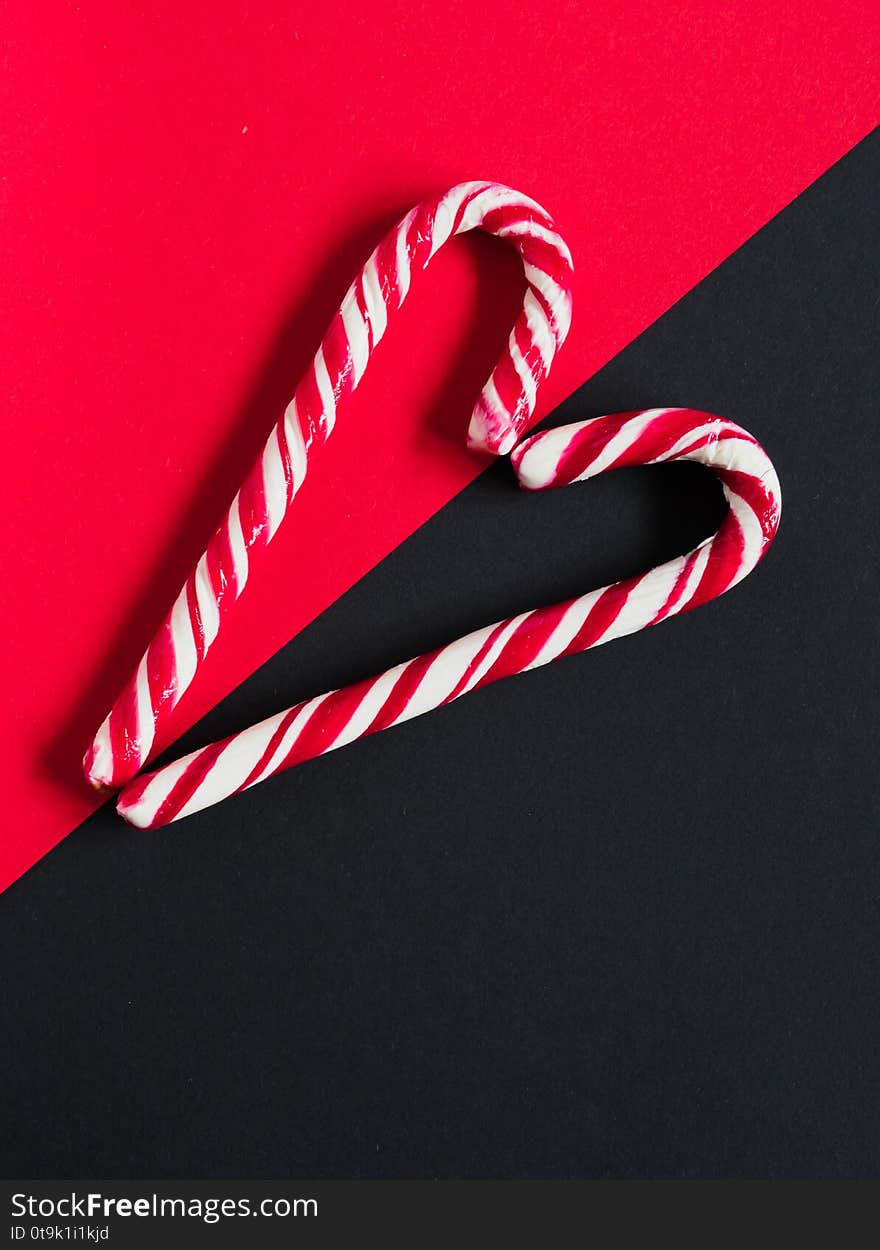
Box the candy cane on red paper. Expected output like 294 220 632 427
117 407 781 830
84 182 574 791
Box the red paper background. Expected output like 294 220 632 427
2 1 877 891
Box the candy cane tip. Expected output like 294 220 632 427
466 414 518 458
115 775 155 827
115 797 150 829
82 740 117 792
509 438 550 491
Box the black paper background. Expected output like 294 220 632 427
2 130 878 1178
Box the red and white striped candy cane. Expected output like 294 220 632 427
117 407 781 830
84 182 574 791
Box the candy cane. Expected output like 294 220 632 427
84 182 574 792
117 407 781 829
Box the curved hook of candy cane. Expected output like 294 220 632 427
116 407 781 830
83 182 574 792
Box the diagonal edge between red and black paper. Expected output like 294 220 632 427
2 130 878 1179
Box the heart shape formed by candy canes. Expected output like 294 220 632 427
84 182 575 792
117 407 781 829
